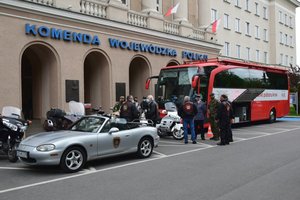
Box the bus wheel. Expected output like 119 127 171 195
269 109 276 123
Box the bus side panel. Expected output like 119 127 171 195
251 100 289 121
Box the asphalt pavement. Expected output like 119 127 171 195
0 120 300 200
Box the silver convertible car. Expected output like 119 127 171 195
17 115 160 172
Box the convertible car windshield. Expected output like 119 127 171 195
71 117 106 133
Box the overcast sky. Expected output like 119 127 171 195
297 7 299 66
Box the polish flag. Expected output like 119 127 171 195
165 2 180 17
212 18 221 33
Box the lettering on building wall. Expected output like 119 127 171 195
108 38 177 57
182 51 208 61
25 24 101 46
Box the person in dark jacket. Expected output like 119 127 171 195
215 94 234 145
145 95 159 125
194 94 207 140
179 96 198 144
120 95 139 122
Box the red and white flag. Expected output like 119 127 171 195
212 18 221 33
165 2 180 17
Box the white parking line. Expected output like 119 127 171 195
0 166 31 171
0 126 299 194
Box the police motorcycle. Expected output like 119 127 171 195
156 102 184 140
43 101 85 131
0 106 29 162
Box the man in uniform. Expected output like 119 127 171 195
208 93 220 140
194 94 206 140
145 95 159 126
112 96 125 113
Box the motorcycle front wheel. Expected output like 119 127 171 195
172 128 184 140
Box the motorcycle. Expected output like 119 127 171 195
43 101 85 131
0 106 29 162
156 102 184 140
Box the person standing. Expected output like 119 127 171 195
112 96 125 113
145 95 159 126
215 94 233 145
194 94 207 140
179 96 198 144
224 96 234 143
120 95 139 122
208 93 220 140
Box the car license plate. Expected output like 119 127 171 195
17 151 28 159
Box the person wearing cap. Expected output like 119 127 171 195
120 95 139 122
208 93 220 140
215 94 234 145
194 94 206 140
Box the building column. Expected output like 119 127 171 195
141 0 158 13
173 0 188 23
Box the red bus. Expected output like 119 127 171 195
146 58 290 124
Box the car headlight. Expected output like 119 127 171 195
36 144 55 152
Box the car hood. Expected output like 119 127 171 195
21 131 84 146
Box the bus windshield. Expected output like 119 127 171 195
156 67 198 105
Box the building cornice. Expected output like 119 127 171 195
0 0 222 52
289 0 300 7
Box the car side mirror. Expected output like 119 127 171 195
108 127 119 134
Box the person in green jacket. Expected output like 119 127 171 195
208 93 220 140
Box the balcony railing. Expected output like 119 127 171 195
128 11 147 28
163 21 179 35
24 0 54 6
80 0 107 18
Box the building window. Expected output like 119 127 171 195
236 45 241 58
121 0 127 5
255 25 259 39
224 14 230 29
284 14 287 25
156 0 162 12
225 42 230 56
280 53 283 64
263 29 268 41
263 7 268 19
290 56 294 65
285 55 288 66
256 50 260 62
264 52 268 64
289 16 293 28
235 18 241 33
246 47 250 60
255 2 259 16
245 22 250 35
279 11 283 23
280 32 283 44
235 0 241 8
284 34 288 45
290 35 293 47
245 0 250 12
211 9 217 22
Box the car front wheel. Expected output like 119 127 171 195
137 137 153 158
60 147 86 173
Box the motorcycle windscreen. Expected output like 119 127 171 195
1 106 21 118
164 102 178 112
68 101 85 115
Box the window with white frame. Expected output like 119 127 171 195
279 11 283 23
280 32 283 44
285 55 288 66
246 47 250 60
245 22 250 35
264 52 268 64
284 34 288 45
255 50 259 62
225 42 230 56
245 0 250 11
284 14 287 25
224 14 230 29
235 0 241 7
255 2 259 16
263 29 268 41
211 9 217 22
263 7 268 19
156 0 162 12
235 18 241 32
236 45 241 58
280 53 283 64
290 36 293 47
289 16 293 28
255 25 259 39
290 56 294 65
